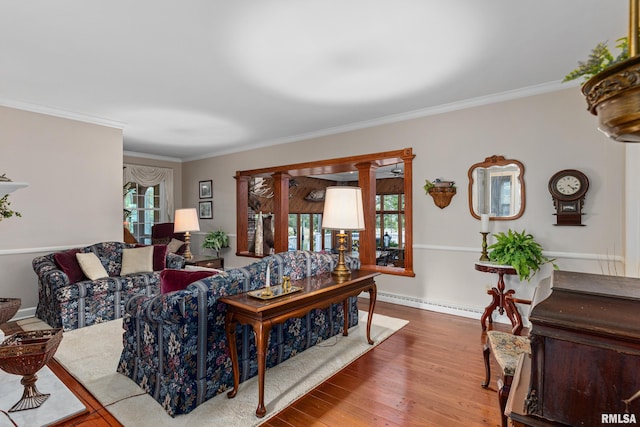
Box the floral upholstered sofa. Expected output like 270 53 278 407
33 241 185 331
117 250 360 416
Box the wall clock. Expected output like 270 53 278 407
548 169 589 226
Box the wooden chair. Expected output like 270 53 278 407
481 295 531 427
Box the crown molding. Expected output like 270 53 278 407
184 80 574 162
0 97 125 129
123 150 183 163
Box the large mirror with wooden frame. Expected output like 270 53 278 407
235 148 415 277
468 155 525 221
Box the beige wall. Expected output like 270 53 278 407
183 87 625 321
0 86 626 324
0 106 123 315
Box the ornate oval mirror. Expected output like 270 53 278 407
468 155 525 221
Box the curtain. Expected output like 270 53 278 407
123 164 174 221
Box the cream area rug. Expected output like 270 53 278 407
53 311 408 427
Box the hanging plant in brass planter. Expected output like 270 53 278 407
566 0 640 142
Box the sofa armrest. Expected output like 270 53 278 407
32 255 70 293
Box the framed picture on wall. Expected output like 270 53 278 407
199 180 212 198
199 201 213 219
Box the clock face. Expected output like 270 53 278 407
549 169 589 201
555 175 581 196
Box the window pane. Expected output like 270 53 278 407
324 229 333 251
288 214 298 250
300 214 311 251
384 194 399 211
312 214 322 252
384 214 399 247
126 182 162 244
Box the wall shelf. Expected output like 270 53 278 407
0 182 29 198
428 187 456 209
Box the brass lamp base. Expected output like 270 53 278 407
183 231 193 261
332 232 352 282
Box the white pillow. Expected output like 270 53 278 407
76 252 109 280
167 238 185 254
120 246 154 275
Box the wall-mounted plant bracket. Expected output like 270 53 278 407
428 187 456 209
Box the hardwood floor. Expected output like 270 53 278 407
4 300 508 426
261 299 507 427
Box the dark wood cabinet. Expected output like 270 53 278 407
185 256 224 270
509 270 640 426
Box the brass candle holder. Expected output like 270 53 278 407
480 232 490 261
282 276 292 292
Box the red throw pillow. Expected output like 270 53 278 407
160 269 218 294
135 244 168 271
53 249 86 283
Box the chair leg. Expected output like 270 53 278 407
481 343 491 388
497 375 513 427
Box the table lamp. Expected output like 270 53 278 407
322 186 365 281
174 208 200 260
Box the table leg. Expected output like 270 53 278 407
366 284 377 345
254 321 272 418
225 312 239 399
496 272 507 315
480 287 500 330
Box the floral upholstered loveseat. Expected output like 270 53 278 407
33 241 185 331
117 250 360 416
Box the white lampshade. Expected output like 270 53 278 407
174 208 200 232
322 186 365 231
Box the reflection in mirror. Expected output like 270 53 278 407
468 155 525 221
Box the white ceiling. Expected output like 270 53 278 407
0 1 628 161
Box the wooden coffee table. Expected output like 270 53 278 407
221 269 379 417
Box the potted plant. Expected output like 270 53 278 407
563 4 640 142
424 178 456 209
563 38 629 83
202 229 229 258
488 229 558 281
0 174 22 221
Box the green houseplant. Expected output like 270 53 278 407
563 37 629 83
488 229 558 281
0 174 22 221
202 229 229 257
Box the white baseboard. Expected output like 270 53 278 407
12 306 37 322
360 291 515 326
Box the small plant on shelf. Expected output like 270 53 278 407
202 229 229 257
488 229 558 281
0 173 22 221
